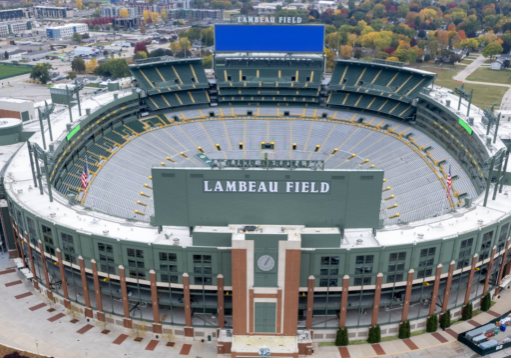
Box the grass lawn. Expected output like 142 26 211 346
422 68 509 109
85 83 100 88
460 59 473 64
466 67 511 85
0 64 30 79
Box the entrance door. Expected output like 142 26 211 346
254 302 276 333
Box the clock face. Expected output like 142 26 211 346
257 255 275 272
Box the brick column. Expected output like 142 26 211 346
16 227 26 268
91 259 104 321
119 265 132 329
150 270 162 334
78 256 93 318
217 274 225 329
25 234 38 290
38 240 53 299
183 273 193 337
305 276 314 330
56 249 70 309
429 264 442 316
339 275 349 328
463 254 478 306
283 249 301 335
401 269 415 322
442 261 455 313
371 273 383 326
482 246 497 298
497 240 510 292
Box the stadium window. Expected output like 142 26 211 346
387 273 403 283
100 264 115 275
354 277 371 286
129 270 146 279
26 217 37 246
389 252 406 262
42 225 55 255
61 233 76 264
161 274 178 283
160 264 177 272
321 256 339 265
499 223 509 242
320 278 338 287
159 252 176 262
194 277 213 285
481 231 494 250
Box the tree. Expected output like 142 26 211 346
426 314 438 333
133 51 148 60
170 41 181 53
202 27 214 47
335 327 349 346
339 45 352 58
75 0 84 10
150 12 160 23
440 310 451 329
483 42 503 60
134 42 148 54
460 38 479 50
143 10 150 22
179 37 191 51
119 8 129 18
71 57 85 73
160 9 167 21
95 59 130 78
30 63 52 84
325 48 335 71
72 32 82 44
368 325 381 344
398 320 410 339
202 55 212 69
66 70 77 79
3 50 8 59
481 292 491 311
140 25 147 34
4 352 30 358
85 58 98 73
461 302 473 321
113 25 119 32
426 37 438 57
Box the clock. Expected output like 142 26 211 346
257 255 275 272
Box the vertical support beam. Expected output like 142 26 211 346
493 156 504 201
339 275 349 328
482 246 497 297
91 259 103 320
118 265 132 329
467 89 473 117
25 234 38 290
232 248 248 335
150 270 162 334
27 141 37 188
371 273 383 326
494 112 501 144
217 274 225 329
506 254 511 277
42 153 53 202
183 273 193 337
429 264 443 316
458 93 462 111
401 269 415 322
38 240 52 299
37 108 46 150
76 89 82 116
16 224 25 267
56 249 70 309
33 149 43 196
79 256 93 318
283 248 301 335
463 254 478 306
484 156 496 207
306 276 314 330
66 86 73 123
500 150 509 193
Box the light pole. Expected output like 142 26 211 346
85 348 88 357
35 340 39 357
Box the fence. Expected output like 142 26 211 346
0 62 34 81
458 307 511 356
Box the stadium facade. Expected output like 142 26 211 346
1 24 511 357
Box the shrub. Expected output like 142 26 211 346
335 327 349 346
440 310 451 329
426 314 438 332
462 302 473 321
481 293 491 312
368 325 381 343
399 320 411 339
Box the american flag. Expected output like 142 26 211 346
81 157 88 190
446 165 452 201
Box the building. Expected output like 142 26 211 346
99 5 138 18
158 0 191 9
21 49 50 61
5 49 27 60
33 6 73 19
112 17 140 29
74 46 99 57
0 21 31 37
491 54 511 70
124 2 174 13
167 8 223 21
0 98 34 121
46 23 88 39
0 8 30 21
3 25 511 356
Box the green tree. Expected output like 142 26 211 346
399 320 410 339
440 310 451 329
368 325 381 344
66 70 77 80
94 59 130 78
202 55 212 69
202 26 214 47
72 31 82 44
426 314 438 333
426 37 438 57
461 302 473 321
113 25 119 32
482 42 503 60
3 50 8 59
481 293 491 312
335 327 349 346
30 63 52 84
71 57 85 73
373 4 385 18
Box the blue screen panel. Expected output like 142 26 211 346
215 25 325 53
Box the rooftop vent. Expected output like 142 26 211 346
103 230 109 235
356 239 363 245
242 225 257 232
173 238 180 246
477 219 484 227
49 212 56 219
417 233 424 240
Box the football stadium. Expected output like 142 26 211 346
1 23 511 357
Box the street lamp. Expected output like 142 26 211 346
35 340 39 357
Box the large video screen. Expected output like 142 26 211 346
152 168 383 229
214 25 325 53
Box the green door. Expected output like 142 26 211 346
254 302 276 333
